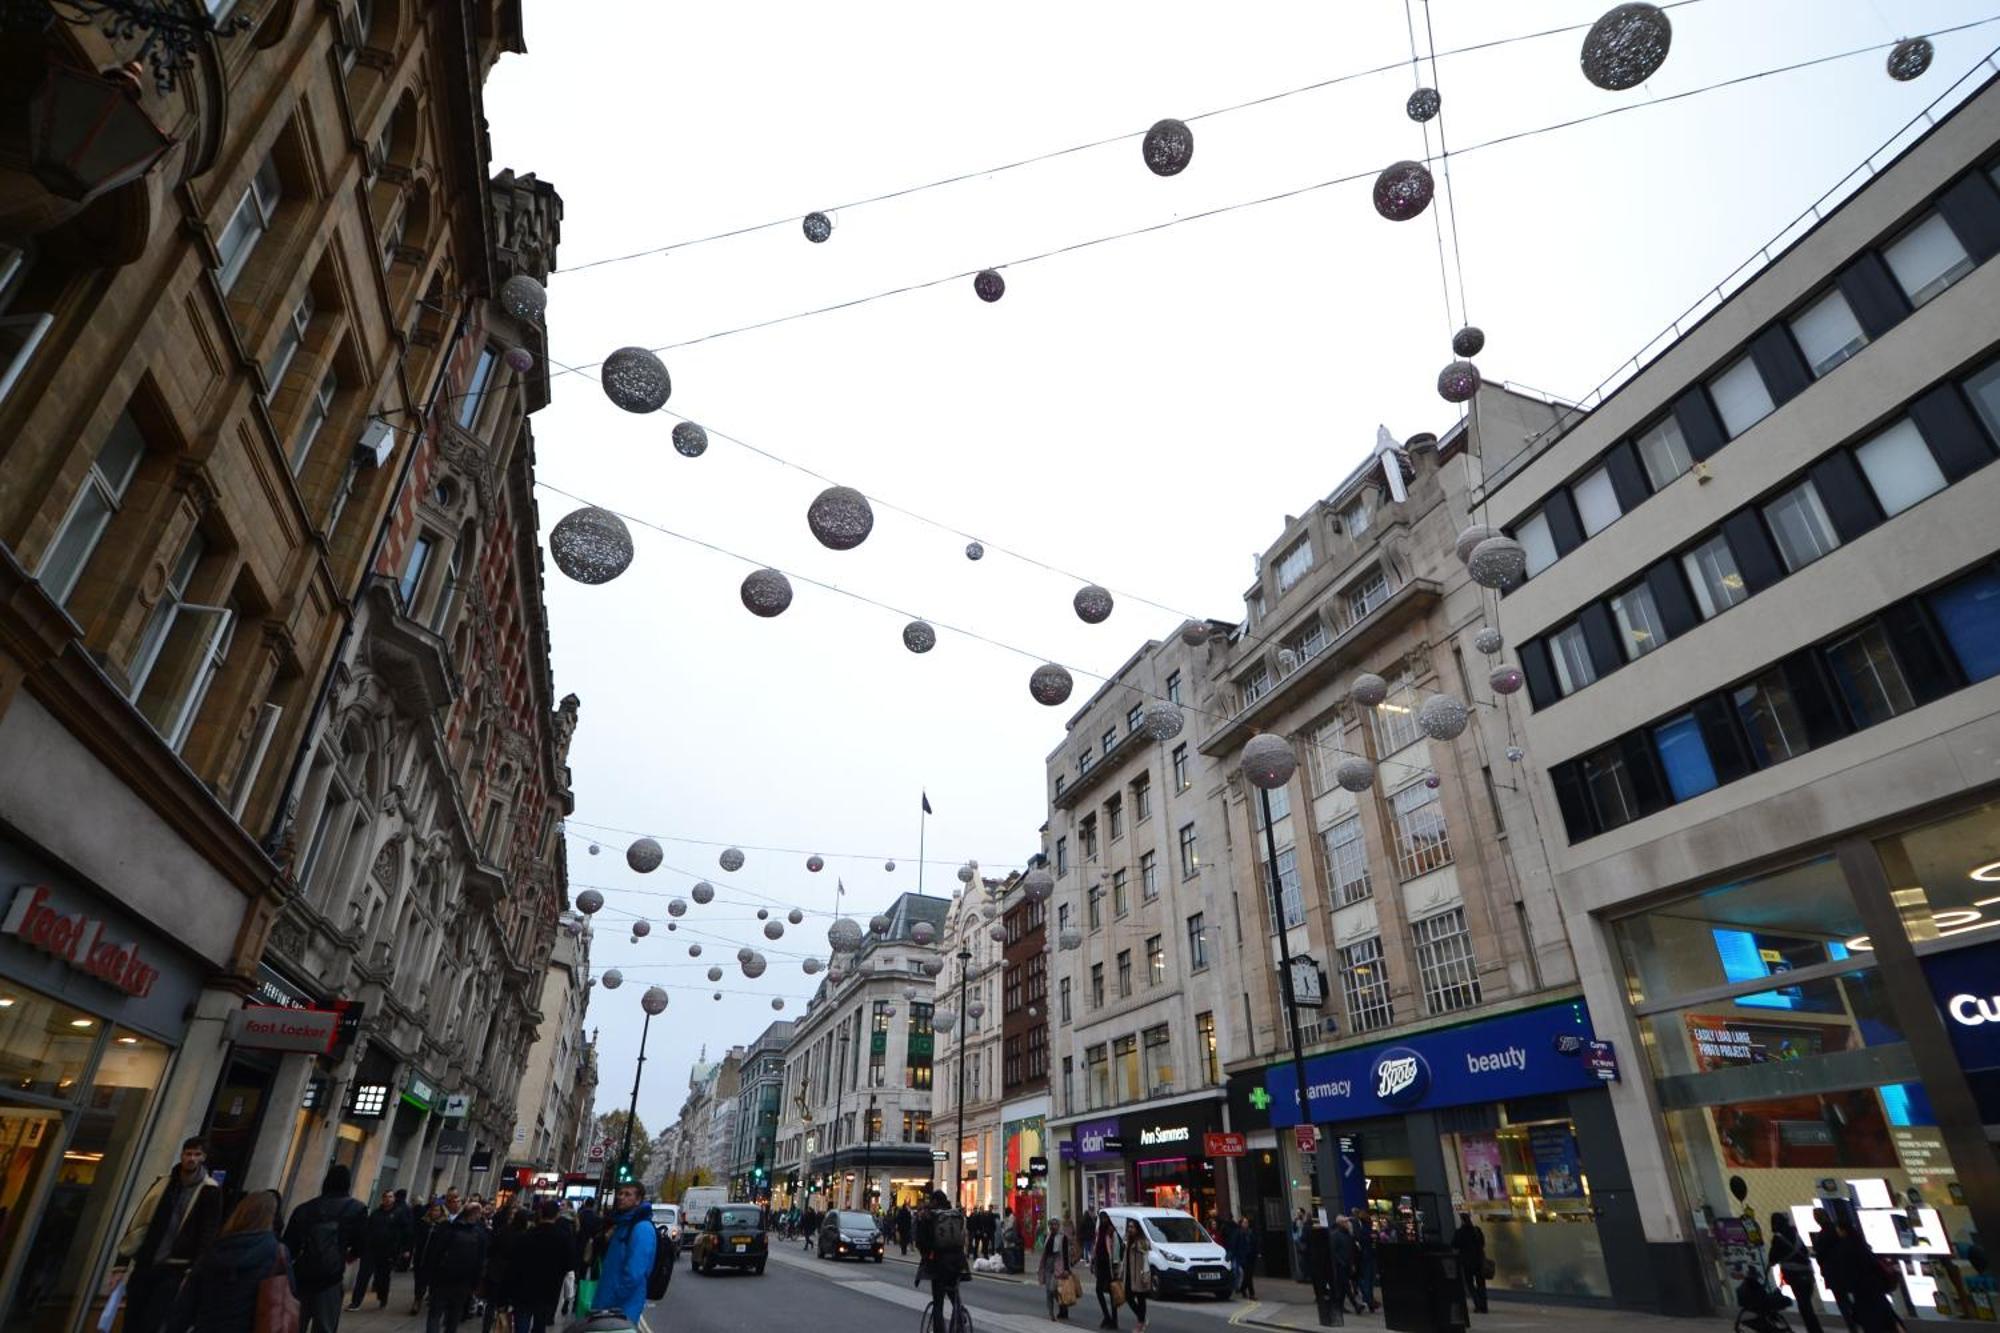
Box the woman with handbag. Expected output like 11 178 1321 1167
164 1191 297 1333
1091 1214 1119 1330
1119 1220 1153 1333
1041 1217 1079 1321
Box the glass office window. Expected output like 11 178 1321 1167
1572 465 1621 537
1548 623 1596 696
1709 356 1775 438
1635 416 1693 491
1610 583 1666 660
1883 212 1974 307
1515 511 1557 577
1965 360 2000 442
1789 288 1869 377
1927 567 2000 683
1854 419 1946 518
1653 713 1719 802
1683 534 1749 619
1731 669 1809 768
1824 623 1914 726
1764 481 1840 572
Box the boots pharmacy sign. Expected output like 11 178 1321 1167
2 884 158 997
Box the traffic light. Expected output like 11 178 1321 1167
614 1159 634 1184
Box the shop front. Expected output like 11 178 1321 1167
1067 1116 1125 1215
0 848 211 1333
1259 998 1633 1303
1611 801 2000 1321
1002 1097 1048 1245
1119 1101 1225 1224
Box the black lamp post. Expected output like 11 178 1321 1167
616 986 669 1192
862 1091 877 1212
954 945 971 1208
1242 736 1320 1196
831 1025 851 1206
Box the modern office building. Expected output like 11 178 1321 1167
729 1020 794 1200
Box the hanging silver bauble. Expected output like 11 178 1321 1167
911 921 936 946
713 992 722 1000
935 1007 959 1032
802 958 824 975
807 485 874 551
1074 585 1114 624
1141 117 1194 176
1417 693 1471 740
1467 536 1528 589
828 917 864 951
787 908 804 925
1425 772 1442 790
720 847 745 872
764 920 785 940
1142 703 1185 741
1581 3 1672 90
885 860 896 872
1335 757 1377 793
1029 664 1074 707
691 881 716 904
503 346 535 373
576 889 604 915
968 1001 986 1022
1242 733 1297 790
1490 665 1524 696
1452 326 1486 358
631 919 651 938
988 923 1006 942
667 898 687 917
601 347 671 414
973 270 1005 303
1028 1006 1039 1018
601 968 623 989
965 541 984 561
1058 927 1083 951
1180 622 1210 646
499 274 546 322
1454 525 1498 564
1350 673 1389 708
1277 648 1299 674
1473 626 1504 656
922 957 945 977
1507 745 1525 762
756 908 769 920
688 943 702 957
1406 87 1440 122
957 864 974 884
806 855 824 873
803 211 833 243
742 953 767 979
641 985 668 1015
869 913 891 935
904 985 918 1001
741 568 794 617
667 922 676 931
626 838 662 873
772 997 786 1011
549 507 633 585
738 947 754 963
588 843 600 856
1373 160 1434 221
1023 869 1054 902
904 620 937 654
1887 37 1934 81
1438 360 1481 404
672 421 709 457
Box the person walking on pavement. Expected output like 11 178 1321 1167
1040 1216 1079 1322
116 1136 229 1333
1290 1210 1309 1283
897 1203 914 1256
511 1201 573 1333
479 1209 528 1333
422 1201 490 1333
1453 1212 1489 1315
412 1203 446 1315
1829 1218 1906 1333
350 1190 409 1310
1330 1217 1361 1316
1091 1212 1119 1331
1120 1218 1153 1333
1350 1211 1379 1313
1813 1209 1860 1333
595 1182 657 1324
914 1189 969 1333
1230 1216 1259 1299
162 1192 289 1333
1769 1213 1825 1333
282 1164 369 1333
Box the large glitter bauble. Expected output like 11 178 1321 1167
764 920 785 940
691 881 716 904
989 923 1007 942
807 485 874 550
806 855 824 873
1452 326 1486 358
499 274 546 322
712 991 722 1000
965 541 984 561
667 898 687 917
588 843 600 856
1491 664 1525 696
904 620 937 654
1373 160 1434 221
741 568 793 617
1467 536 1528 589
576 889 604 915
1888 36 1934 81
904 985 918 1001
974 270 1005 303
869 913 891 936
1142 118 1194 176
738 947 754 963
1454 524 1498 564
1030 664 1074 706
912 921 937 946
631 919 651 938
884 860 896 872
549 507 633 585
1023 868 1054 902
828 917 864 952
803 211 833 243
1278 648 1299 674
688 943 702 957
1417 693 1470 740
626 838 662 873
1425 772 1441 790
1242 733 1298 790
672 421 709 457
922 957 945 977
1336 757 1378 793
935 1007 958 1032
601 346 671 414
756 908 769 920
802 958 823 975
1472 626 1504 656
1581 3 1672 90
1181 622 1210 646
968 1001 986 1020
742 953 767 979
771 997 785 1011
1074 585 1114 624
642 986 668 1015
957 864 974 884
601 968 623 990
1058 927 1083 951
1438 360 1481 404
503 346 535 373
720 847 745 872
787 907 804 924
1142 704 1185 741
1406 87 1440 122
1350 672 1389 708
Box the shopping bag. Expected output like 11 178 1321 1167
1058 1272 1083 1307
257 1250 300 1333
576 1277 598 1314
97 1277 126 1333
1110 1279 1125 1309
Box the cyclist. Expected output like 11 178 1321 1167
914 1189 969 1333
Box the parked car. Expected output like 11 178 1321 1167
1099 1207 1234 1298
817 1210 885 1262
656 1204 683 1261
691 1203 768 1275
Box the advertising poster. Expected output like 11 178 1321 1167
1459 1133 1506 1202
1528 1124 1583 1200
1707 1089 1897 1169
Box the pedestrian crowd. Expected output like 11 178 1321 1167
108 1136 669 1333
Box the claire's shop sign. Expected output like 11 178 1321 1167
2 884 158 997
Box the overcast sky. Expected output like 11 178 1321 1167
482 0 2000 1137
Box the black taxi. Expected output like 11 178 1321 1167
691 1203 768 1275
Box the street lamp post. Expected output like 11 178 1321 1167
861 1092 878 1212
954 945 971 1210
616 987 670 1196
831 1025 851 1207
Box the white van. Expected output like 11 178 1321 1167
678 1187 730 1261
1099 1207 1234 1299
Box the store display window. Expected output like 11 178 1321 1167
1871 798 2000 951
1445 1111 1609 1299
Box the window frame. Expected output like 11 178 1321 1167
1275 535 1315 593
1388 780 1452 879
1682 532 1750 621
1707 354 1777 440
1762 479 1842 573
1609 581 1666 661
1571 464 1621 537
1410 906 1484 1015
217 155 283 293
1338 935 1393 1034
1789 286 1869 378
1633 414 1693 492
1881 210 1975 308
37 412 146 608
1547 621 1598 696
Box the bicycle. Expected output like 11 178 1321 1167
918 1295 972 1333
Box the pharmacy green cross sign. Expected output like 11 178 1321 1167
1249 1087 1271 1111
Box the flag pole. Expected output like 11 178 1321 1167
918 793 927 896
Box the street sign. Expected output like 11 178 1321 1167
442 1093 471 1118
1204 1132 1247 1158
1028 1156 1049 1177
1100 1136 1126 1153
225 1005 340 1054
436 1128 469 1157
587 1143 605 1162
931 1149 949 1161
1294 1125 1318 1154
1583 1040 1620 1082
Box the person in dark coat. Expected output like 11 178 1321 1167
509 1201 576 1333
350 1191 410 1310
1454 1213 1489 1315
480 1211 528 1333
1091 1212 1119 1330
1828 1220 1904 1333
164 1192 288 1333
1350 1211 1379 1314
896 1204 914 1256
282 1164 369 1333
119 1137 230 1333
1329 1217 1359 1316
1229 1216 1259 1298
411 1203 445 1315
422 1201 490 1333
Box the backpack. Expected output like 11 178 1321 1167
294 1215 346 1291
645 1226 674 1301
931 1209 966 1256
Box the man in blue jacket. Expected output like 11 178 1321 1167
596 1182 657 1322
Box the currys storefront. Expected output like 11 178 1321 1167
1253 998 1645 1306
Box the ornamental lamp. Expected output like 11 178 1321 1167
30 62 172 203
